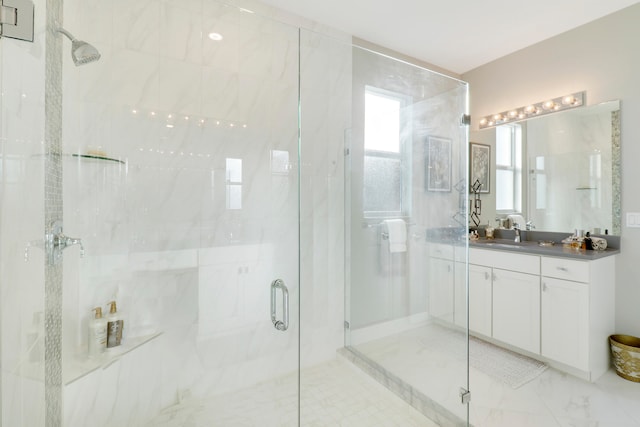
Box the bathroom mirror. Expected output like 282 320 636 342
471 100 621 235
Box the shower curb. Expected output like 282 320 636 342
338 347 468 427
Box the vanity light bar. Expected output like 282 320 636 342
478 91 585 129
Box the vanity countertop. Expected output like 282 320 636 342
468 238 619 260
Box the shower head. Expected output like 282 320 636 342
57 28 101 66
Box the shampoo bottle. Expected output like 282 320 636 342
106 301 124 348
88 307 107 356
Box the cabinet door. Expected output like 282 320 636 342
454 262 467 328
428 257 454 323
541 277 589 370
492 269 540 354
469 264 492 336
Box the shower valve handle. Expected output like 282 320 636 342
46 220 85 264
59 235 85 257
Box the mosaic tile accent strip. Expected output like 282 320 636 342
612 109 621 235
45 0 64 425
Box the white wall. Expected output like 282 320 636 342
463 3 640 335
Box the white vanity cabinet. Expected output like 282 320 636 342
540 256 615 380
468 246 616 381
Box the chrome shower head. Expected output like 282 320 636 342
57 28 101 66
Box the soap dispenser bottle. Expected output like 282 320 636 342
485 222 495 239
106 301 123 348
88 307 107 356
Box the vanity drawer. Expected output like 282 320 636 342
470 248 539 275
429 243 454 259
541 257 589 283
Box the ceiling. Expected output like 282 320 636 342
258 0 639 74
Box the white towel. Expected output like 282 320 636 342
384 219 407 253
507 214 526 229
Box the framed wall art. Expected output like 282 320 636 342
426 136 452 192
470 142 490 194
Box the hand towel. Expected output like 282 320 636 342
384 219 407 253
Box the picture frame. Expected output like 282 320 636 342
470 143 490 194
426 136 452 192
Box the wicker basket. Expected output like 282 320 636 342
609 334 640 382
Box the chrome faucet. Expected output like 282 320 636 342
513 225 521 243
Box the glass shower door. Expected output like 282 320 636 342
58 2 301 426
344 45 470 426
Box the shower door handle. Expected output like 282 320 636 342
270 279 289 331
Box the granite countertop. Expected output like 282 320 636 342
469 238 619 260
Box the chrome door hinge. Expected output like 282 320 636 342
460 114 471 126
0 0 34 42
344 321 350 329
459 387 471 404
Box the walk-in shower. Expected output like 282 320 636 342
1 0 469 425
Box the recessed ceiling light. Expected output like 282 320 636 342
208 32 223 41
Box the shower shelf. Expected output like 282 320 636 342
18 332 163 385
62 332 163 385
71 153 126 165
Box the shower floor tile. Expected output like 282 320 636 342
145 356 437 427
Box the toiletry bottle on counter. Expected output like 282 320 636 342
485 222 495 239
106 301 124 348
88 307 107 356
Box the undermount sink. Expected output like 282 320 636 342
471 238 539 249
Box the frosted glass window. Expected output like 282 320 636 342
363 86 411 216
363 156 402 212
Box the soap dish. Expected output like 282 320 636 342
538 240 555 247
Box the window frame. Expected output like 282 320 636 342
362 85 413 218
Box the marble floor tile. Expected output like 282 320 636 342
145 356 438 427
352 323 640 427
145 322 640 426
